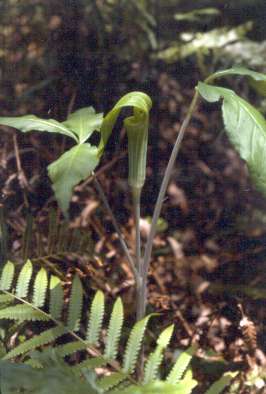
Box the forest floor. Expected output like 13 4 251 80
1 65 266 393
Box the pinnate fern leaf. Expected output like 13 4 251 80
167 345 196 384
33 268 48 307
0 261 15 290
98 372 128 391
0 293 13 305
0 304 50 321
55 341 88 358
16 259 33 298
67 274 83 331
49 275 64 319
72 356 106 372
86 290 104 344
123 315 151 374
4 326 66 360
144 324 174 384
104 297 124 360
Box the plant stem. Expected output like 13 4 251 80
132 187 145 322
139 91 200 319
92 172 139 285
132 187 142 274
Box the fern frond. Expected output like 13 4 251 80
144 324 174 384
204 371 238 394
0 261 15 290
123 315 151 374
72 356 106 372
86 290 104 345
105 297 123 360
67 274 83 331
4 326 66 360
98 372 128 391
0 294 13 305
0 304 50 322
167 345 196 384
55 341 89 358
16 259 33 298
49 275 64 319
33 268 48 307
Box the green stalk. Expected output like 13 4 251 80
139 91 200 320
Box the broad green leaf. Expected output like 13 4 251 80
208 66 266 83
48 143 99 215
0 115 78 142
197 82 266 196
63 107 103 144
98 92 152 190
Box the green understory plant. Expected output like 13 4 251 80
0 259 237 393
1 65 266 392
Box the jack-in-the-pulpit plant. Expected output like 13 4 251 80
1 66 266 392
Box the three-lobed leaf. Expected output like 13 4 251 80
48 143 99 215
63 107 103 144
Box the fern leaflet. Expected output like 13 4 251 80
0 304 50 321
67 274 83 331
104 297 123 360
123 315 151 374
49 275 64 319
16 259 33 298
167 345 196 384
33 268 48 307
144 324 174 384
86 290 104 344
0 261 15 290
4 326 66 360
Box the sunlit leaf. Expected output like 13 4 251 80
48 143 99 215
63 107 103 144
0 115 78 141
197 81 266 196
157 22 252 63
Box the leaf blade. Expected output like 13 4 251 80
197 82 266 196
63 107 103 144
48 143 99 215
0 115 77 141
